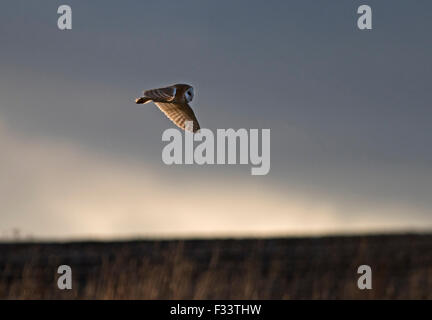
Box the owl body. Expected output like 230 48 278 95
135 84 199 132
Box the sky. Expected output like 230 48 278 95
0 0 431 239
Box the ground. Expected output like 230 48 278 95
0 234 431 299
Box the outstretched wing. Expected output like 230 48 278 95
154 102 200 132
144 86 176 102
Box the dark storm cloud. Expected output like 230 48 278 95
0 0 431 237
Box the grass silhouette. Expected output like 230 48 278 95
0 234 431 299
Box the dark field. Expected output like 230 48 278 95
0 234 431 299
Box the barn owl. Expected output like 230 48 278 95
135 84 200 132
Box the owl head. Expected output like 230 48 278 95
185 87 194 102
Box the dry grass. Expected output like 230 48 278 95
0 234 431 299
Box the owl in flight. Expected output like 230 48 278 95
135 84 200 132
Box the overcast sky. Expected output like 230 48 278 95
0 0 431 239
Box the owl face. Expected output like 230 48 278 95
185 87 194 102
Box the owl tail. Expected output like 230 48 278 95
135 97 152 104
